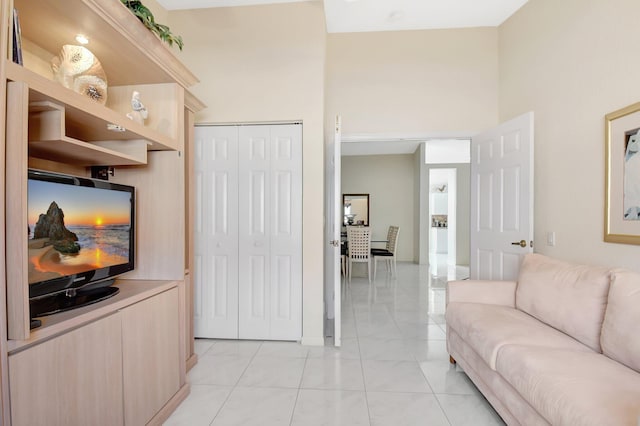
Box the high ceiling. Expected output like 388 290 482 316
155 0 529 33
155 0 529 156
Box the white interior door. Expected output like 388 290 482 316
239 124 302 340
470 112 534 280
324 116 342 346
193 126 239 338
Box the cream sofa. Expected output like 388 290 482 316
445 253 640 426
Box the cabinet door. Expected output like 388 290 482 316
9 314 124 426
121 288 180 426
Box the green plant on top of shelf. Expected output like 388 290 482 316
121 0 184 51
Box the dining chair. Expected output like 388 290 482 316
346 226 372 283
372 226 400 279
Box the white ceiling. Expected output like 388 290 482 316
156 0 529 33
156 0 314 11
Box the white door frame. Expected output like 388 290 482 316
324 116 342 346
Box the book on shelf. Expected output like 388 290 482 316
12 8 23 66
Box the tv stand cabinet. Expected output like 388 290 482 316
0 0 204 424
9 280 184 426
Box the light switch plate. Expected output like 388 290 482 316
547 232 556 246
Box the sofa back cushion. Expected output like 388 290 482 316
600 270 640 373
515 253 610 352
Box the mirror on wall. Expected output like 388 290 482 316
343 193 369 226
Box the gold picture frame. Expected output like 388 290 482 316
605 101 640 244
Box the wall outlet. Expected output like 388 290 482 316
547 231 556 247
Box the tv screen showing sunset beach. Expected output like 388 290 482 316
27 179 133 285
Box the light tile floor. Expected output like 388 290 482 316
165 261 505 426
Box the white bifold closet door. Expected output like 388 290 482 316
194 124 302 341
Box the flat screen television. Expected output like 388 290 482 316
27 169 135 318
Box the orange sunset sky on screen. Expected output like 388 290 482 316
64 212 129 226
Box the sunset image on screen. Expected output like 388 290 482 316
27 180 132 284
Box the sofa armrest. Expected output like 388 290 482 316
446 280 517 308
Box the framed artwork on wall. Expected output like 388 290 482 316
605 101 640 244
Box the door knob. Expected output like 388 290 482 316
511 240 527 248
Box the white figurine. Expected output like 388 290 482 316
126 91 148 124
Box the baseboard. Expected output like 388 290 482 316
186 353 198 372
147 382 191 426
301 336 325 346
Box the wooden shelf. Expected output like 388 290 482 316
13 0 198 88
29 137 147 166
7 280 180 354
7 61 178 151
28 101 147 166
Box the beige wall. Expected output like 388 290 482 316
342 154 416 261
154 0 640 345
500 0 640 271
143 0 169 24
167 3 327 344
326 28 500 136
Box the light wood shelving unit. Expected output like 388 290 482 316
0 0 206 424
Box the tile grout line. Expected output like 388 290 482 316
433 393 454 426
207 340 264 426
351 283 374 426
288 353 310 426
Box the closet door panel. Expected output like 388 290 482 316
269 125 303 340
239 126 271 339
194 126 239 338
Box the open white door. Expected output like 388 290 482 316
470 112 534 280
324 116 342 346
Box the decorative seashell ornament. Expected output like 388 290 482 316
51 45 108 105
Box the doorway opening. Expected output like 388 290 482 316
428 168 457 276
420 139 471 279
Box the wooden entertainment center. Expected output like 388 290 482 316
0 0 205 424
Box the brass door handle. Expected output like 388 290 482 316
511 240 527 248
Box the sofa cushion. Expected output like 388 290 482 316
515 253 610 352
447 328 553 426
496 345 640 426
445 302 592 370
601 269 640 373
